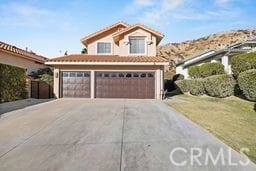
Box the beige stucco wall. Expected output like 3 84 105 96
118 28 157 56
0 51 46 74
53 65 164 99
87 28 157 56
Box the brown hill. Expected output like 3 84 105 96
157 29 256 72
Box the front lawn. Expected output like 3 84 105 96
167 94 256 163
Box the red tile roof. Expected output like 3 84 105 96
47 54 168 63
0 41 47 63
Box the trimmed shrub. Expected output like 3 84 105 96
199 62 225 78
189 79 205 96
0 64 27 103
172 73 184 82
204 74 235 97
237 69 256 101
175 79 190 93
188 65 201 78
231 52 256 78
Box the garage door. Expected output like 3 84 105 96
61 71 90 98
95 72 155 99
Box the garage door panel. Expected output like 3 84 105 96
95 72 155 99
61 71 90 98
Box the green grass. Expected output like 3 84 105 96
167 94 256 163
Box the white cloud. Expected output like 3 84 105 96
134 0 154 6
124 0 240 28
215 0 231 4
129 0 184 27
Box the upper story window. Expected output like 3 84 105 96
129 37 146 54
97 42 111 54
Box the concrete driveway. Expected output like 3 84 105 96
0 99 255 171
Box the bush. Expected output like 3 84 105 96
0 64 27 103
204 74 235 97
175 79 190 93
199 62 225 78
231 52 256 78
188 65 201 78
237 69 256 101
189 79 205 95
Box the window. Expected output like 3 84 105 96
84 73 90 77
97 42 111 54
118 73 124 77
77 72 83 77
140 73 146 78
69 72 76 77
126 73 132 77
133 73 139 77
104 73 109 77
111 73 117 77
148 73 154 78
129 37 145 54
63 72 69 77
96 73 102 77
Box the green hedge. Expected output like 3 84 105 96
204 74 235 97
237 69 256 101
231 52 256 78
199 62 225 78
189 79 205 96
175 80 190 93
188 65 200 78
0 63 27 103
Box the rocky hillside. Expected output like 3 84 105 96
157 29 256 72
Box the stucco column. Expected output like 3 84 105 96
53 68 60 98
160 66 164 99
221 55 229 74
90 70 95 99
156 68 161 100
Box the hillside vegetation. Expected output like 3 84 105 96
157 29 256 72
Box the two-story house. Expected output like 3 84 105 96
45 22 168 99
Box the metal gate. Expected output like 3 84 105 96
31 81 54 99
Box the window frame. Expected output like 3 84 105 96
128 36 147 56
96 41 112 55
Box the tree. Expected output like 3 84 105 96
81 47 87 54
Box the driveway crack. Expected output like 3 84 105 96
119 99 126 171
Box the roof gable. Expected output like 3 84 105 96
112 24 164 45
80 21 129 45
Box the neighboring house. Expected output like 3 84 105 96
0 41 47 74
45 21 168 99
176 38 256 78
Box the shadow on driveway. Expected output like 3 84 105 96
0 98 55 116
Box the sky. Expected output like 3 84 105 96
0 0 255 58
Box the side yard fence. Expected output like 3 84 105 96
30 81 54 99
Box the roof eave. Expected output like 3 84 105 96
45 61 169 66
80 22 130 45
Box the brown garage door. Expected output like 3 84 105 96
95 72 155 99
61 71 90 98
